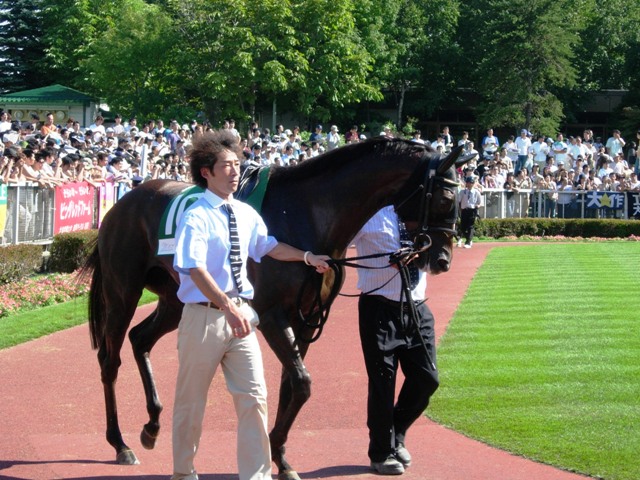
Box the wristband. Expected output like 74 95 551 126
304 251 312 266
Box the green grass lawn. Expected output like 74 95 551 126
0 289 158 350
428 243 640 480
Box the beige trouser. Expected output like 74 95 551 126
171 303 271 480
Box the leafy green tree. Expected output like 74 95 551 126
0 0 46 93
459 0 586 135
79 0 182 119
40 0 125 89
291 0 381 122
166 0 379 125
574 0 640 91
382 0 460 127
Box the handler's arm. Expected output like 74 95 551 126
267 243 330 273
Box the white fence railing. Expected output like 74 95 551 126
477 189 640 220
2 184 640 246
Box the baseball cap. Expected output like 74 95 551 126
465 176 475 183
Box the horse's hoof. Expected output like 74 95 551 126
116 448 140 465
278 471 301 480
140 425 158 450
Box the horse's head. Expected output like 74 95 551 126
395 145 475 274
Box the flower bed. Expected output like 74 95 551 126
0 271 89 318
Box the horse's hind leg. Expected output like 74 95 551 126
128 292 183 450
99 299 141 465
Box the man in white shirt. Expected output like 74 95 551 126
515 129 532 173
605 129 625 157
457 176 482 248
171 130 329 480
552 134 568 165
352 206 437 475
530 134 550 170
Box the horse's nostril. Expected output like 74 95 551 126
437 258 450 272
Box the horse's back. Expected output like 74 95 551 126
97 180 187 278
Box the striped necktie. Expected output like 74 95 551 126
397 217 420 290
222 203 243 293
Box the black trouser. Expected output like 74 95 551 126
459 208 477 244
358 295 439 462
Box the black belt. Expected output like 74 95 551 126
196 297 248 311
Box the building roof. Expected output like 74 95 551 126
0 84 99 104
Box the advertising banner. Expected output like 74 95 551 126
54 182 94 234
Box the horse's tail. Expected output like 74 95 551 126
80 241 105 350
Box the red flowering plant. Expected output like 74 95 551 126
0 271 89 318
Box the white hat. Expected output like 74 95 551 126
331 125 338 132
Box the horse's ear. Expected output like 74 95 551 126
437 145 464 175
455 151 478 168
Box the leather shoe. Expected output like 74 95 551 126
395 443 412 467
371 455 405 475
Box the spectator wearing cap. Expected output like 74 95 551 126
309 124 324 145
327 125 341 151
457 176 482 248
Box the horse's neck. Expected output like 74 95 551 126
268 151 420 255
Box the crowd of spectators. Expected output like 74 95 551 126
2 108 639 219
453 127 640 218
0 111 197 188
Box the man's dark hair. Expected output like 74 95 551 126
190 130 242 188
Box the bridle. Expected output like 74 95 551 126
296 148 463 344
395 154 460 252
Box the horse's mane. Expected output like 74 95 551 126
269 137 435 182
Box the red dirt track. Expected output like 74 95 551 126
0 244 592 480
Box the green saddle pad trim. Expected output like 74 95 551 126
243 167 270 213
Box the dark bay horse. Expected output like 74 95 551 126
83 137 471 479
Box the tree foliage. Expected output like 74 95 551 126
0 0 47 93
80 0 182 119
2 0 639 132
461 0 585 135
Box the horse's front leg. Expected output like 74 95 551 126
98 329 139 465
260 311 312 480
128 297 182 450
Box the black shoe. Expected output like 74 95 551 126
395 443 412 467
370 455 405 475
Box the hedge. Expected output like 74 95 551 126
48 230 98 273
475 218 640 239
0 243 43 285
